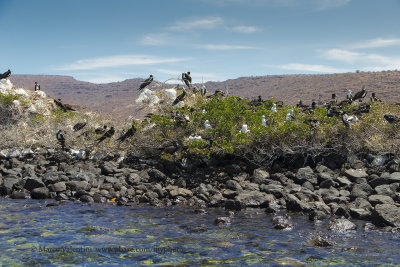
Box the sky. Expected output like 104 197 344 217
1 0 400 84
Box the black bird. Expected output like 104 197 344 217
117 124 136 142
172 89 187 106
182 72 191 89
0 69 11 79
54 98 75 112
138 75 153 90
352 86 367 101
370 92 382 103
73 119 87 131
56 130 65 150
95 125 107 134
384 115 400 125
97 126 115 144
34 82 40 91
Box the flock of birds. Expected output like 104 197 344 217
54 71 196 150
1 69 400 152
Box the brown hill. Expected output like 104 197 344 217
10 71 400 118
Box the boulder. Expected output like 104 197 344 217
388 172 400 183
23 177 45 191
50 182 67 193
31 187 49 199
169 188 193 198
251 169 270 184
0 176 19 195
235 191 272 208
272 215 293 230
294 166 317 185
259 184 284 198
225 200 243 211
344 169 368 182
368 195 395 206
350 183 373 200
10 191 28 199
67 181 90 191
225 180 243 192
284 194 310 211
147 169 168 184
371 204 400 227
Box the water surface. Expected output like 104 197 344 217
0 198 399 266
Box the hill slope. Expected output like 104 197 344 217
10 71 400 118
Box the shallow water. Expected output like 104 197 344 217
0 198 399 266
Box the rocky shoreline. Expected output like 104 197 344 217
1 149 400 233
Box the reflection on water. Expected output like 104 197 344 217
0 198 399 266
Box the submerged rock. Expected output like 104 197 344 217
327 218 357 232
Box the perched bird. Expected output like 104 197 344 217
271 104 277 113
172 89 187 106
95 125 107 134
0 69 11 79
342 114 358 128
275 101 284 108
352 86 367 101
56 130 66 150
117 124 136 142
370 92 382 103
34 82 40 91
384 114 400 125
347 89 353 100
286 110 294 121
205 120 212 130
297 100 308 109
182 72 192 89
354 103 370 115
54 98 75 112
261 115 267 126
73 119 87 132
138 75 153 90
200 85 207 96
97 126 115 144
202 109 206 114
239 124 250 133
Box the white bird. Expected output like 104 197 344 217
202 109 206 114
205 120 212 130
347 89 353 99
286 110 294 121
261 115 267 126
189 135 202 140
271 104 277 113
239 124 250 133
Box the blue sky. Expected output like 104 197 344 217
1 0 400 83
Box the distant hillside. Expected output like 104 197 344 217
10 71 400 118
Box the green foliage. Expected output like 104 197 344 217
51 108 76 122
0 93 20 106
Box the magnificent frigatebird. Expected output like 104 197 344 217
370 92 382 102
182 72 191 89
0 69 11 79
56 130 65 150
54 98 76 112
172 89 187 106
138 75 153 90
352 86 367 101
117 124 136 142
97 126 115 144
384 114 400 125
73 119 87 131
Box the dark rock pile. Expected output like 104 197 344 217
1 150 400 231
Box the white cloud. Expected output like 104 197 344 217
200 44 258 50
168 17 223 31
320 48 399 66
320 49 361 64
350 38 400 49
56 55 190 71
140 33 171 46
277 63 350 73
230 25 262 33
